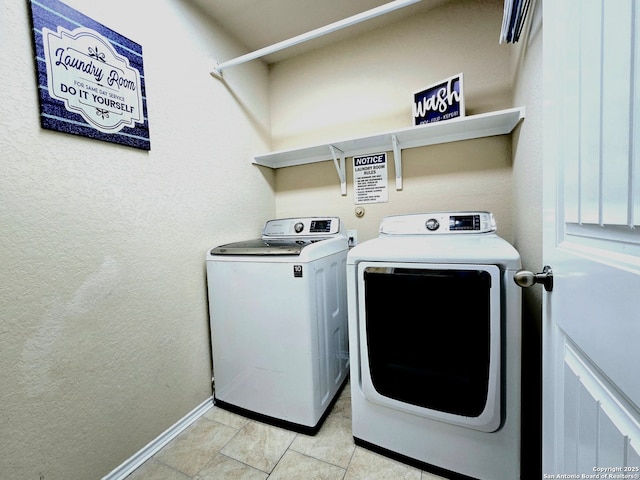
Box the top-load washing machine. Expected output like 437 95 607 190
206 217 349 434
347 212 522 479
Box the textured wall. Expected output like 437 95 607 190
0 1 274 478
270 0 515 242
511 4 543 478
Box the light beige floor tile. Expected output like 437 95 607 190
290 413 355 468
125 387 459 480
125 458 191 480
204 406 250 430
220 420 296 473
268 450 346 480
154 417 239 476
193 453 268 480
343 447 422 480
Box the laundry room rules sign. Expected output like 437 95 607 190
353 153 388 204
29 0 150 150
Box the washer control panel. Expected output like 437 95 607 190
263 217 343 237
380 212 496 235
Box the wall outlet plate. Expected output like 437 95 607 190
347 230 358 247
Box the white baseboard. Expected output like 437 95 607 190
102 396 214 480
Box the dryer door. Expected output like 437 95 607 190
357 262 502 432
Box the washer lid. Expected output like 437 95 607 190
210 238 308 256
209 217 345 256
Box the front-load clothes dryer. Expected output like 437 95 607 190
347 212 522 480
206 217 349 434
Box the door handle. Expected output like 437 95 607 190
514 265 553 292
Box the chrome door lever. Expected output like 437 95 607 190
514 265 553 292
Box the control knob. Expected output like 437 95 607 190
425 218 440 231
294 222 304 233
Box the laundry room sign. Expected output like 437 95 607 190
413 73 464 125
353 153 388 204
29 0 150 150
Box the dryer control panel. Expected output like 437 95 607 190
380 212 496 235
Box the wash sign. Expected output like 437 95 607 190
353 153 388 205
29 0 150 150
413 73 465 125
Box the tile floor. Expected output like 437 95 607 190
125 383 449 480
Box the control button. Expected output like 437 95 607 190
294 222 304 233
425 218 440 231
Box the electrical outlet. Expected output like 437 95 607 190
347 230 358 247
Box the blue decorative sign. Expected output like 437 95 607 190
29 0 150 150
413 73 464 126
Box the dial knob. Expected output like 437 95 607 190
425 218 440 231
294 222 304 233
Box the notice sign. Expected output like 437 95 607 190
353 153 388 205
30 0 150 150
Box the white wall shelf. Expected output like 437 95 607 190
253 106 525 194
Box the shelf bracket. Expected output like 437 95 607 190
391 134 403 190
329 145 347 196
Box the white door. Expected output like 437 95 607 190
543 0 640 476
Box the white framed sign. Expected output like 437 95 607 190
353 153 388 205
